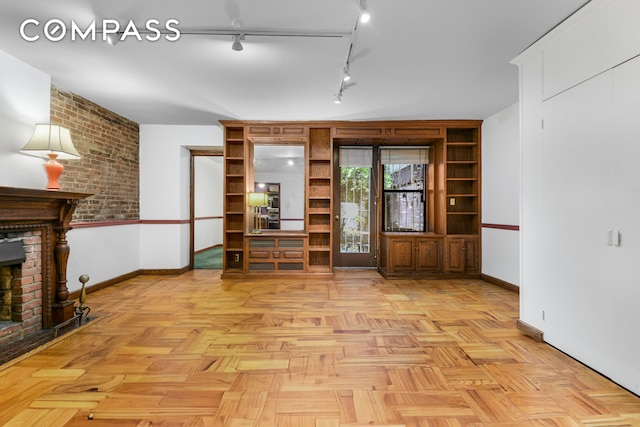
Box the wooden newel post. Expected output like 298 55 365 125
51 199 79 324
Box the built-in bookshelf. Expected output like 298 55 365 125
307 128 332 273
223 126 246 273
444 127 480 274
445 127 479 235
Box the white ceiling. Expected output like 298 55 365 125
0 0 589 126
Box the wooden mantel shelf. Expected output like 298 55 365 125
0 186 92 221
0 186 92 326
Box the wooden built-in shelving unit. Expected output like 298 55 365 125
445 127 479 235
223 126 246 273
221 120 481 279
307 128 332 273
444 127 480 274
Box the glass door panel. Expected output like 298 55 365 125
334 147 376 267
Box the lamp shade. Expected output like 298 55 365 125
20 124 81 160
247 192 268 207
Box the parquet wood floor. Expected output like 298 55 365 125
1 270 639 426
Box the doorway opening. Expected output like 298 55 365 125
333 147 377 268
190 150 224 269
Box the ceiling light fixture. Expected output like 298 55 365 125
341 67 351 82
333 3 370 104
231 34 244 51
359 0 371 23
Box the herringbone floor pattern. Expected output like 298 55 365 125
1 270 639 426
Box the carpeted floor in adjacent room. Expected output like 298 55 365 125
194 246 222 269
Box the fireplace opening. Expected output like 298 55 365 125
0 240 27 322
0 232 43 344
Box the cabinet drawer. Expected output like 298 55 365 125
246 235 307 273
248 250 270 259
283 250 304 259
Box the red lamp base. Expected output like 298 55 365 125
44 152 63 191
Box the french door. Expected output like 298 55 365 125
333 147 377 268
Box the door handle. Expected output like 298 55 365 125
335 215 340 220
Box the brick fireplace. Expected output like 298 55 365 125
0 232 42 345
0 186 90 346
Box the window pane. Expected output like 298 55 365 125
383 164 424 190
340 167 371 253
384 192 424 232
381 147 427 233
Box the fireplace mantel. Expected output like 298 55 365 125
0 186 92 328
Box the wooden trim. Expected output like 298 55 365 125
69 266 192 300
72 219 193 228
69 270 141 299
140 220 190 225
222 272 334 280
71 220 139 228
481 273 519 293
220 119 483 128
194 216 223 221
190 149 223 156
517 319 544 342
140 266 191 275
482 223 520 231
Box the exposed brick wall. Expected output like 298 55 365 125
13 231 42 336
50 86 140 222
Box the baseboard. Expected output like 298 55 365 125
68 266 191 300
481 273 519 294
140 266 191 275
517 319 544 342
69 270 142 299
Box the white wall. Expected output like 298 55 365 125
67 224 140 292
194 156 223 251
512 0 640 395
0 49 51 188
481 103 520 286
139 125 223 269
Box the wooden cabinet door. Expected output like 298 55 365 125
415 238 442 272
389 238 415 271
464 237 479 273
445 238 466 272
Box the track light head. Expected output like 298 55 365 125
333 92 342 104
359 0 371 23
232 34 245 51
342 68 351 82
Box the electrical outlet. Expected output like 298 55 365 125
450 198 456 206
234 253 240 262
